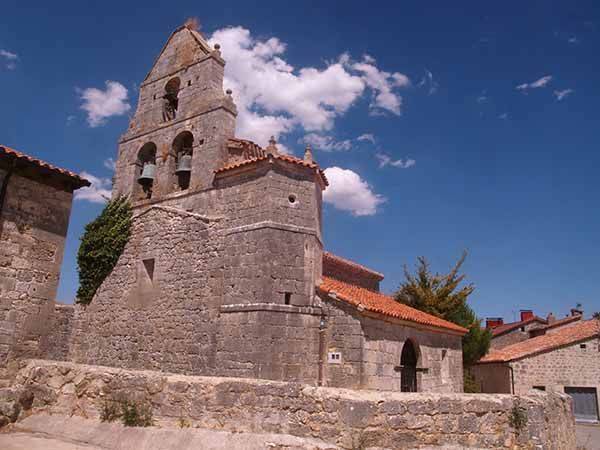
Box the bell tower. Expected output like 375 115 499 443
112 22 237 203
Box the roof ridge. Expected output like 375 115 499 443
319 276 467 335
323 251 384 280
480 319 599 363
0 145 90 188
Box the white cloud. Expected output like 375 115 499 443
79 81 131 127
301 134 353 151
103 157 116 170
357 133 376 144
477 95 488 103
74 171 112 203
323 167 386 216
516 75 553 91
568 36 579 44
349 56 410 115
0 49 18 70
208 27 409 147
417 69 438 95
498 113 509 120
554 88 574 101
375 153 416 169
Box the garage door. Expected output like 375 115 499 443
564 387 599 422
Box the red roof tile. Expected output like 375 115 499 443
491 316 547 337
215 151 328 186
323 252 384 281
479 319 599 363
318 276 468 335
540 314 582 331
0 145 90 188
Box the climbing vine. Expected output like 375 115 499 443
76 196 132 305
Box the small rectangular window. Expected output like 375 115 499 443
580 344 587 349
520 327 526 332
328 352 342 364
533 386 546 391
284 292 291 305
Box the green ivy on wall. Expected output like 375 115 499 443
76 196 132 305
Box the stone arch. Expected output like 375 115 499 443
135 142 157 200
162 77 181 121
400 339 419 392
171 131 194 191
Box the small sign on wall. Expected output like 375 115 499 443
328 351 342 364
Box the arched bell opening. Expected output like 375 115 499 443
162 77 181 122
172 131 193 191
135 142 157 199
400 339 419 392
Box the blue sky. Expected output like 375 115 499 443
1 1 599 322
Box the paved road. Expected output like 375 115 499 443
577 424 600 450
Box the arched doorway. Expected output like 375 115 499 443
400 340 418 392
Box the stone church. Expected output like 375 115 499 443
2 23 467 393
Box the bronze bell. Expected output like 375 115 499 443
138 162 156 183
176 154 192 174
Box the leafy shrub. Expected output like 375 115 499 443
509 401 528 432
120 400 154 427
76 196 132 305
100 399 120 423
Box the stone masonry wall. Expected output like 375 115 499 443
41 303 74 362
216 305 322 383
69 206 224 374
0 172 73 366
511 337 600 416
6 359 576 449
475 337 600 405
321 299 464 393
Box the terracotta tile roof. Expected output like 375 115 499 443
215 151 328 186
491 316 547 337
540 314 582 331
227 138 266 159
479 319 599 363
318 276 468 335
323 252 384 281
0 145 90 188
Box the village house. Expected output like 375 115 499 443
0 145 89 366
472 318 600 423
0 23 468 394
486 307 583 349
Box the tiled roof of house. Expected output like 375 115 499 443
479 319 599 363
227 138 266 159
0 145 90 188
323 252 384 281
539 314 582 331
215 145 328 186
318 275 468 335
491 316 547 337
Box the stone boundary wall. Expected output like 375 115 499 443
5 360 575 449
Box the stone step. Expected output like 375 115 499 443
5 414 341 450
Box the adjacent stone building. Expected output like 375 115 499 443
65 23 467 392
0 145 89 366
486 308 583 349
472 319 600 422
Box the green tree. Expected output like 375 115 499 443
76 196 132 305
394 252 491 388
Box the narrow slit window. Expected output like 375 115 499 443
284 292 291 305
143 258 155 281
